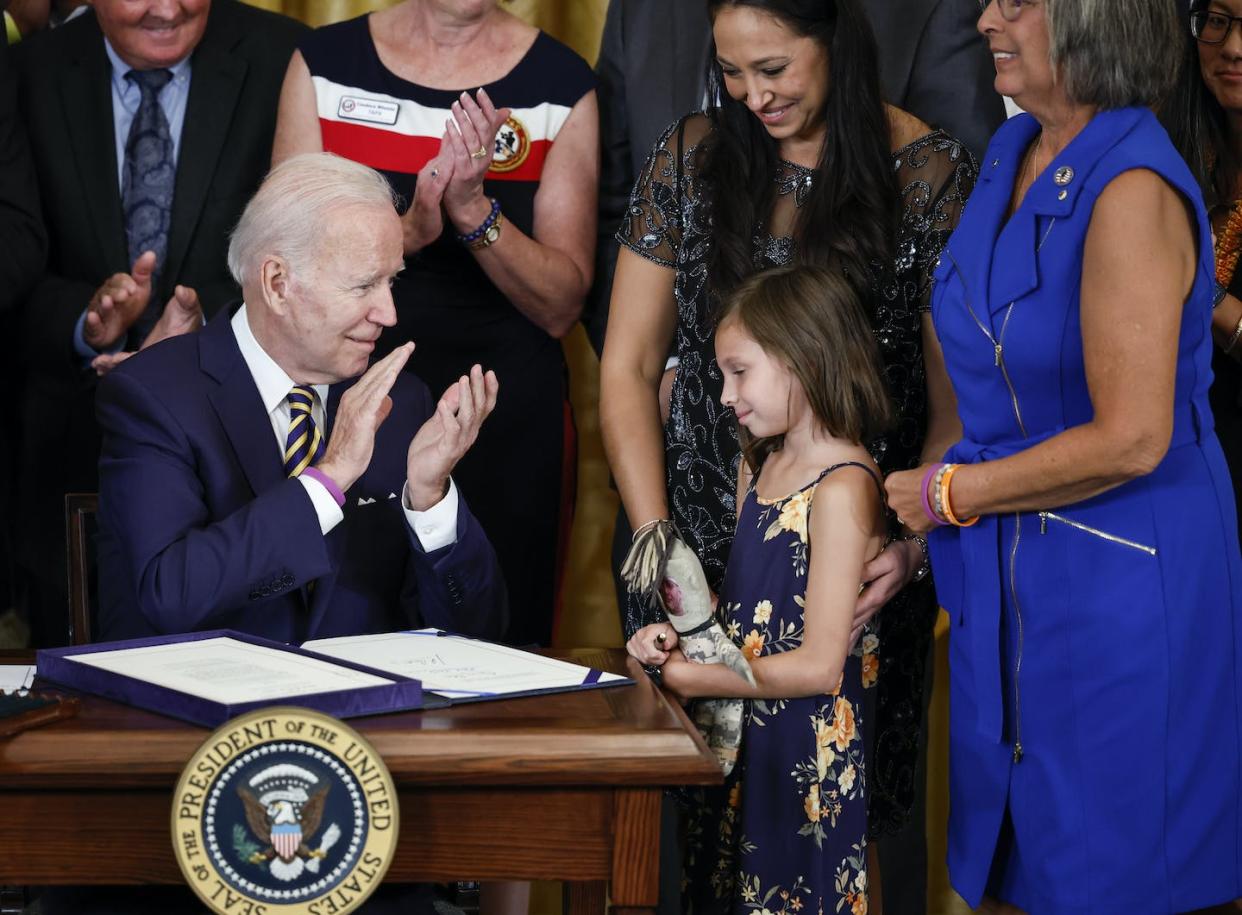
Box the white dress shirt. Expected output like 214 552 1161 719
231 305 459 550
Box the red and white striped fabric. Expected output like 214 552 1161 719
312 75 573 182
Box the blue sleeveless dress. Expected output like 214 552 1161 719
684 462 878 915
929 107 1242 913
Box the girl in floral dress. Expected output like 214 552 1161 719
628 265 892 914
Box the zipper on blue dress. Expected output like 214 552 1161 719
1038 511 1158 555
944 250 1030 764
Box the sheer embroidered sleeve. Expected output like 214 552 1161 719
895 132 979 313
616 114 705 268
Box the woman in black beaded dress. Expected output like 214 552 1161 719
599 0 976 862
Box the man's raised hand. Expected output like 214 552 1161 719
91 285 204 377
84 251 156 350
316 343 414 493
405 364 498 510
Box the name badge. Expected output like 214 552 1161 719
337 96 400 126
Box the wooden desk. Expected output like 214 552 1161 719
0 648 720 914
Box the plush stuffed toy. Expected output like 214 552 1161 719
622 521 755 775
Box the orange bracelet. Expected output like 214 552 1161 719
940 463 979 527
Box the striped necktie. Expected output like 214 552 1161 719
283 387 326 478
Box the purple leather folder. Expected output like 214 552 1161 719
36 629 433 727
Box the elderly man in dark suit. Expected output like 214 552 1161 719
54 152 506 915
96 152 507 647
11 0 307 648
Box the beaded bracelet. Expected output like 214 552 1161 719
932 463 951 520
920 463 948 526
456 197 501 245
940 464 979 527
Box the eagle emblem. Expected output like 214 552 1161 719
236 764 341 882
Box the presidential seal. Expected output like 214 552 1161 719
172 707 399 915
489 115 531 174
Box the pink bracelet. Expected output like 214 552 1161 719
301 467 345 507
920 463 948 526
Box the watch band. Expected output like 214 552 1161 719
467 211 504 251
456 197 501 246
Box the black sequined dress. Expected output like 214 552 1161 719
616 112 977 834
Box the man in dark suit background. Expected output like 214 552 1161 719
0 34 45 641
95 152 506 652
0 38 43 315
11 0 306 647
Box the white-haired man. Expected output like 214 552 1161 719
95 152 507 654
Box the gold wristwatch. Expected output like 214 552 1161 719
468 211 505 251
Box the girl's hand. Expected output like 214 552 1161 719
626 622 678 667
443 88 511 231
402 144 454 254
659 649 692 704
885 465 938 534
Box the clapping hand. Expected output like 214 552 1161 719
442 88 511 231
92 285 204 376
317 343 415 493
85 251 157 350
405 364 498 510
403 143 455 254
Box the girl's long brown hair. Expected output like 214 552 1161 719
719 264 892 474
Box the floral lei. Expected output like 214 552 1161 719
1216 197 1242 287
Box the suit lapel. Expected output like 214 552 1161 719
59 20 127 270
200 312 286 501
163 11 247 289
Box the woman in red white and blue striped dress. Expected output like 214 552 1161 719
273 0 598 647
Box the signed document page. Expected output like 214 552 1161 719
71 637 395 704
303 630 628 698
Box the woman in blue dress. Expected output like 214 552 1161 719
886 0 1242 911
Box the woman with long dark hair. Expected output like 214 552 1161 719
1162 0 1242 543
600 0 974 908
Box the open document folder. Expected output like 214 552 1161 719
302 629 631 702
35 629 633 726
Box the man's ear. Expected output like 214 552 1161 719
259 255 293 316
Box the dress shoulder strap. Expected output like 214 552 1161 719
811 461 884 499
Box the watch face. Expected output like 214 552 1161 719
485 225 501 243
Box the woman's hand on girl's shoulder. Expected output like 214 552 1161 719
626 622 678 667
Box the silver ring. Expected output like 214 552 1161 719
430 168 439 178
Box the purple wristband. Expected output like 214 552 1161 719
920 463 948 526
301 467 345 508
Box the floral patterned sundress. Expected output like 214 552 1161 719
684 462 881 915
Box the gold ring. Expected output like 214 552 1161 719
470 146 489 160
